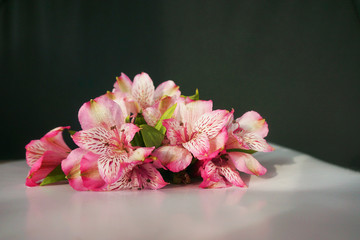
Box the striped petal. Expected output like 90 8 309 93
217 162 246 188
25 140 45 167
132 72 155 109
199 160 230 189
108 163 168 190
72 127 113 155
138 163 168 190
152 146 192 172
228 152 267 176
26 151 66 187
163 118 186 145
25 126 71 167
97 151 128 184
120 123 140 144
179 100 213 134
78 95 124 130
183 132 210 160
194 110 231 138
236 111 269 138
233 131 274 152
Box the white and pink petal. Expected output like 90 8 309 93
78 95 124 130
236 111 269 138
132 72 155 109
80 151 107 191
183 132 210 160
154 80 180 101
163 118 187 145
97 151 128 184
72 127 114 155
152 146 192 172
194 109 232 139
61 148 88 191
114 72 133 94
228 152 267 176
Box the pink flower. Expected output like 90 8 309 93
227 111 274 152
107 160 168 190
25 126 71 187
198 111 272 188
153 100 232 172
199 156 247 189
112 72 180 122
66 94 167 190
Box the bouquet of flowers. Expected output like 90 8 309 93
25 72 273 191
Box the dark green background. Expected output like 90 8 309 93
1 0 360 170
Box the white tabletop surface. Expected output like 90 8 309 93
1 144 360 240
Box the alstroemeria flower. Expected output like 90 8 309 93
199 155 247 189
227 111 273 152
107 158 168 190
198 111 272 188
112 72 181 127
62 146 167 190
153 100 232 172
71 95 155 185
113 72 180 114
25 126 71 186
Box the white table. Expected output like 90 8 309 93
1 144 360 240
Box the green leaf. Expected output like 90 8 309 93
134 114 147 126
226 148 257 154
154 103 177 134
140 124 164 148
68 129 77 136
40 165 67 186
131 132 145 147
125 115 131 123
181 89 199 101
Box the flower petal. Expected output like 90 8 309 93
207 128 228 159
138 163 168 190
132 72 155 109
78 95 124 130
108 163 168 190
25 140 45 167
26 126 71 167
72 127 113 155
217 162 246 188
194 110 231 139
107 168 133 190
182 132 210 160
143 107 161 126
199 161 229 189
97 151 128 184
236 111 269 138
128 147 155 163
154 80 180 101
26 151 66 187
163 118 186 145
152 146 192 172
61 148 88 191
228 152 267 176
80 151 107 190
120 123 140 144
114 72 132 94
233 131 274 152
179 100 213 134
